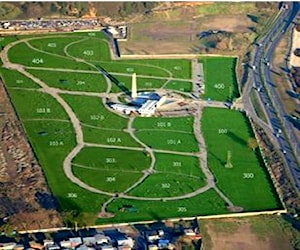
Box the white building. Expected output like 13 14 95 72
107 26 119 37
111 103 138 114
116 236 134 248
137 100 158 116
95 234 110 245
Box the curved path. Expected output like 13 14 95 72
0 36 235 209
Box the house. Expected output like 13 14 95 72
12 244 24 250
43 240 54 247
183 229 196 236
148 245 158 250
115 235 133 248
60 240 72 249
82 237 97 246
158 239 169 249
69 237 83 248
76 245 94 250
29 241 43 250
46 244 60 250
144 230 161 243
103 230 134 249
95 234 110 245
0 243 16 250
117 246 131 250
99 245 116 250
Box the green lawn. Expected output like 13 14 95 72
8 42 93 70
23 120 108 213
61 94 128 129
71 146 151 193
119 59 192 79
197 2 256 15
0 68 39 89
201 108 281 210
72 147 150 171
66 37 112 61
82 125 141 147
134 130 199 152
155 152 204 177
69 31 108 39
102 188 228 223
27 69 107 92
109 75 167 93
72 166 143 193
1 31 281 225
8 89 69 120
94 61 170 78
199 56 240 102
133 115 194 133
129 172 206 198
165 80 193 92
28 36 84 57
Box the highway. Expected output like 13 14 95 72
245 2 300 191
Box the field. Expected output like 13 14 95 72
0 30 281 225
200 215 299 250
27 69 108 92
201 108 280 210
199 56 240 102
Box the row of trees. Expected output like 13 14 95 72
0 2 159 20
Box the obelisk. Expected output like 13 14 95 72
131 73 137 99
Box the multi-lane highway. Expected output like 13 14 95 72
244 2 300 191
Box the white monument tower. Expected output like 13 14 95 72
131 73 137 99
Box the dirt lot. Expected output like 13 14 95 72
120 2 276 56
201 215 299 250
0 81 62 231
121 15 253 55
290 28 300 67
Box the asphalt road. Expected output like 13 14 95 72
248 2 300 191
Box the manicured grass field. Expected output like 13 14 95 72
134 130 199 152
95 61 170 78
133 116 198 152
102 188 228 223
128 172 206 197
133 116 194 133
0 68 39 89
199 56 240 102
1 31 281 224
23 120 108 213
155 153 203 177
28 36 85 57
72 166 143 193
72 147 150 171
8 89 69 120
69 31 108 39
119 59 192 79
27 69 107 92
65 38 190 79
71 146 151 193
82 125 141 147
8 42 93 70
165 80 192 92
61 94 128 129
201 108 281 210
109 75 167 93
67 37 112 61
